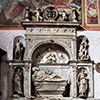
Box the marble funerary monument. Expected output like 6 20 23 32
8 5 94 100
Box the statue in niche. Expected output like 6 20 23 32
13 67 23 96
77 68 89 98
13 39 25 60
32 67 67 96
78 37 90 61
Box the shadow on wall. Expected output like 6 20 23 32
0 48 8 100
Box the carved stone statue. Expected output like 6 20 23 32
78 37 90 60
46 52 57 63
13 39 25 60
32 67 46 81
32 67 67 96
72 9 79 22
13 68 23 96
77 68 89 98
24 7 31 21
59 10 70 21
32 67 66 81
33 7 42 21
61 10 66 21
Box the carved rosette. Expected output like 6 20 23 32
42 5 58 21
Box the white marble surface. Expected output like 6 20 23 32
0 30 100 99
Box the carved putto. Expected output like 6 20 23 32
78 36 90 61
13 67 24 96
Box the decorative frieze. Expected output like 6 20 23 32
26 28 76 35
23 5 81 22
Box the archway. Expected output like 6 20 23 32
31 43 71 97
31 42 71 66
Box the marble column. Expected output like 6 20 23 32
70 64 77 98
24 62 31 98
88 65 94 98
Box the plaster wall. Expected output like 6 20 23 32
0 30 100 99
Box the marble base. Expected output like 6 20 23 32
7 97 94 100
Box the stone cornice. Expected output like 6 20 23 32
21 21 80 29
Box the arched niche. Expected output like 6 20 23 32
31 42 70 66
77 35 90 61
13 36 25 60
31 42 72 97
13 67 24 96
